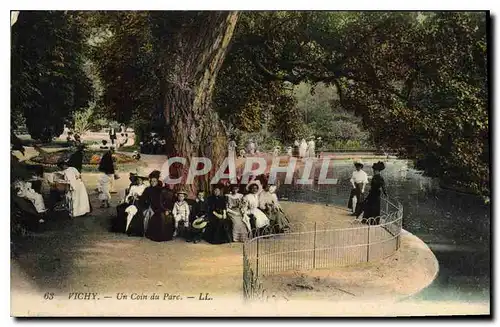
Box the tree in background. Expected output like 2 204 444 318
293 82 371 150
11 11 93 142
218 11 488 194
79 11 488 194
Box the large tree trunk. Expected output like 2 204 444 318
158 12 239 196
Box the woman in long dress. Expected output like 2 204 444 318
259 183 290 233
348 160 369 215
226 184 250 243
242 181 270 237
58 160 91 218
205 186 233 244
306 138 315 158
358 161 388 225
299 139 307 158
139 170 175 242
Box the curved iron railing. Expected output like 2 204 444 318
242 196 403 299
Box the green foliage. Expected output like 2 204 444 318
222 11 488 195
87 12 161 125
293 82 371 149
73 106 94 135
11 11 93 142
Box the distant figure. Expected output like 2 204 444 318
286 146 293 156
316 137 322 157
228 138 237 158
118 133 128 148
132 151 141 160
299 139 307 158
98 148 117 194
293 140 300 157
109 126 117 146
99 139 109 150
272 146 280 157
239 149 246 158
306 138 315 158
246 139 256 155
67 144 85 173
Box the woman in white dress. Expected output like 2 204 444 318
306 138 316 158
226 184 250 242
259 183 290 233
242 180 269 237
58 160 91 218
299 139 308 158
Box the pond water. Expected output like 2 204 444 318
277 159 490 304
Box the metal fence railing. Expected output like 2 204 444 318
242 195 403 300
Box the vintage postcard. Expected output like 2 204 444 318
9 9 490 317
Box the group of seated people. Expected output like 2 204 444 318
111 170 291 244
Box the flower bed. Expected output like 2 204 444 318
27 149 144 172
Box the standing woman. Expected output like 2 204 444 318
299 139 307 158
205 186 233 244
226 184 250 243
357 161 388 225
109 125 117 146
306 137 315 158
348 160 369 215
98 148 115 191
58 160 91 218
140 170 175 242
228 138 237 158
67 144 85 173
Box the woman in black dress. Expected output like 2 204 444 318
139 170 175 242
205 186 233 244
359 161 388 225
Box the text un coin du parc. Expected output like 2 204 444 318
160 156 339 185
67 292 213 301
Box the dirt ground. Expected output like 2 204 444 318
11 172 436 299
11 149 445 316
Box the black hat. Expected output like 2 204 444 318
372 161 386 171
354 160 364 168
149 170 161 179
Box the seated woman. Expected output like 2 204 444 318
14 180 47 215
242 180 270 238
259 183 290 233
226 184 250 243
57 160 91 218
138 170 175 242
112 169 148 233
204 186 232 244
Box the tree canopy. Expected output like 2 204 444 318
11 11 489 194
11 11 93 142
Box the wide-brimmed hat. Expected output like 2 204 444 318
192 217 208 230
131 167 148 179
372 161 386 171
246 180 263 193
176 188 188 196
354 160 364 168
